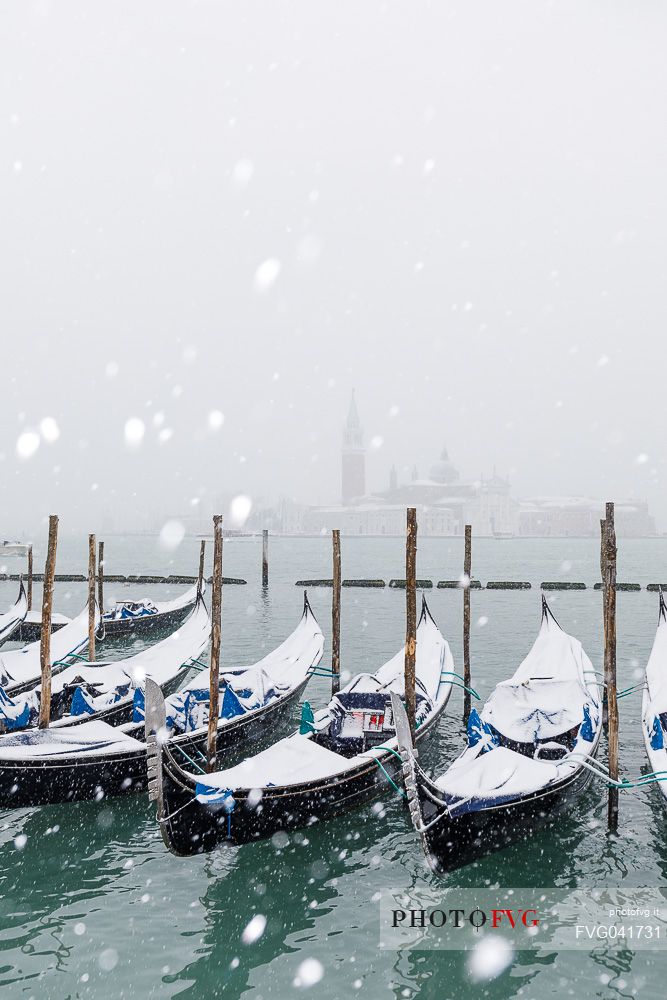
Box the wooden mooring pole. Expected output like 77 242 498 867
332 529 341 696
463 524 472 725
262 529 269 587
405 507 418 741
27 544 33 611
38 515 58 729
603 502 619 832
97 540 105 616
197 539 206 595
88 534 96 662
207 514 224 772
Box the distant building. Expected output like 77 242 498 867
249 395 658 537
518 497 656 537
300 396 518 536
341 391 365 504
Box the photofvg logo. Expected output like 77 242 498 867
379 888 667 952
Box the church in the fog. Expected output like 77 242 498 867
301 393 518 537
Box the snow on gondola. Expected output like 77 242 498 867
642 592 667 807
101 582 205 637
148 596 453 856
0 593 323 807
393 597 602 873
0 602 100 697
0 580 28 648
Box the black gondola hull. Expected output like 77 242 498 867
158 700 447 856
100 602 195 638
416 766 596 873
0 678 309 808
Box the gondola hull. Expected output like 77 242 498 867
101 601 195 638
0 677 309 808
414 765 597 874
157 698 447 856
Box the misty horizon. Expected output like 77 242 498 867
2 1 665 536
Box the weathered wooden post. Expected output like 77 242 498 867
332 529 341 696
97 540 105 616
38 515 58 729
405 507 418 740
262 529 269 588
600 518 609 726
463 524 472 724
603 502 619 831
197 539 206 595
87 534 96 662
27 544 33 611
207 514 224 772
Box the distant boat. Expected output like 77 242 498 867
0 542 29 557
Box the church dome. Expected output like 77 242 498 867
429 447 459 484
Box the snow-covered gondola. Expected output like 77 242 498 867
0 580 28 647
149 597 453 856
0 595 210 735
0 594 323 807
393 597 602 873
0 602 100 697
101 582 204 637
642 592 667 808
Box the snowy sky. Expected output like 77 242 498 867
2 1 666 533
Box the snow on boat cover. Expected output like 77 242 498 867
0 602 100 693
414 599 600 818
153 593 325 736
190 599 450 797
642 592 667 804
0 580 28 646
0 598 210 732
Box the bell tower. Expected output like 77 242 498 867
341 391 366 504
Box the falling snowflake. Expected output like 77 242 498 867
241 914 266 944
159 520 185 550
40 417 60 443
229 495 252 528
254 258 281 293
293 958 324 988
208 410 225 431
16 431 40 460
124 418 145 449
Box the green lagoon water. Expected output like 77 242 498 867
1 534 666 998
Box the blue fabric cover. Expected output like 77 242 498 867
133 685 145 723
650 716 665 751
0 686 34 731
194 784 236 810
71 686 96 717
467 708 500 753
580 704 594 742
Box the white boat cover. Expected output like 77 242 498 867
0 583 28 645
103 581 203 620
641 597 667 803
23 610 71 628
435 745 561 798
165 598 324 734
483 679 591 743
202 733 354 789
645 603 667 715
481 611 595 743
434 602 600 810
0 720 144 760
49 598 210 699
0 603 100 688
193 601 452 792
351 608 447 702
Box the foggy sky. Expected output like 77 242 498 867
2 1 666 535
